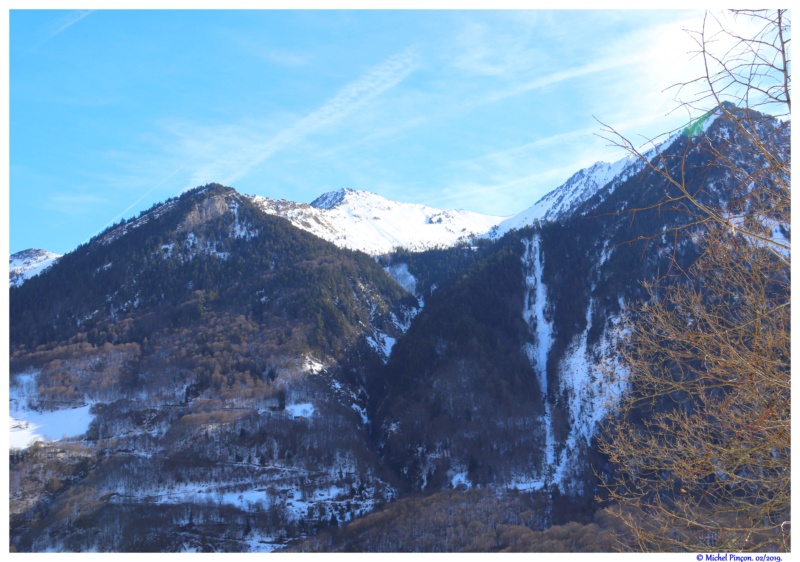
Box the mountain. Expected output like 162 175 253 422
9 106 789 552
6 169 617 290
250 187 507 255
9 249 61 288
366 105 789 504
10 184 418 552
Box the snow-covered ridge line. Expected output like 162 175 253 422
496 110 731 236
496 154 636 235
250 188 508 256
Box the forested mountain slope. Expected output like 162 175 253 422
10 184 417 551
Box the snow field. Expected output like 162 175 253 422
9 371 94 449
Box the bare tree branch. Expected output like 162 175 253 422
598 9 790 552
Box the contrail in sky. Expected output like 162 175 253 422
42 10 94 44
221 47 421 185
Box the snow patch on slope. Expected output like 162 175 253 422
360 263 421 364
9 371 94 449
366 333 396 362
302 356 326 374
228 198 259 240
520 236 630 493
285 403 315 419
550 298 628 495
520 236 555 487
182 232 230 261
385 263 417 295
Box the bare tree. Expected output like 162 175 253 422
598 10 790 552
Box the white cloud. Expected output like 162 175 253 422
452 17 543 77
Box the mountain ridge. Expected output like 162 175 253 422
9 155 634 287
10 104 751 282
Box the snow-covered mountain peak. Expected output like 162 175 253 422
494 108 751 237
250 188 508 255
310 188 345 210
310 188 402 214
310 188 356 209
495 155 633 235
10 249 61 288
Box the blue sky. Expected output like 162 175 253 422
8 8 716 255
